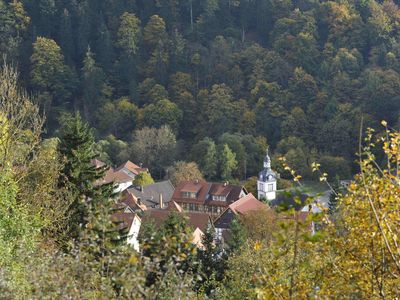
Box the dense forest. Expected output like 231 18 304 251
3 0 400 180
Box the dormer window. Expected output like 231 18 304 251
212 195 226 201
182 191 197 198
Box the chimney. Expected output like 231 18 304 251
195 179 199 184
159 193 164 209
137 198 142 206
223 181 228 186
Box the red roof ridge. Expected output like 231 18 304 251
228 193 268 214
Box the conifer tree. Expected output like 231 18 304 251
79 181 128 278
228 219 247 253
58 112 113 238
197 225 227 295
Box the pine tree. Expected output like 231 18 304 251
58 112 113 238
197 225 227 295
80 181 128 278
228 218 247 253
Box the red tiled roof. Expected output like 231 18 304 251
229 193 268 215
208 183 244 204
111 212 137 230
115 160 148 175
171 180 210 204
119 190 147 211
181 182 203 193
142 210 211 232
103 169 133 184
171 180 246 206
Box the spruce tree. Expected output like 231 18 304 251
58 112 113 238
197 225 227 295
228 218 247 253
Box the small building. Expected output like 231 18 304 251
93 160 150 193
257 150 277 200
170 180 247 217
111 212 141 252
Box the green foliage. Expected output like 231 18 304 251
191 137 218 180
219 144 237 180
197 225 227 292
117 12 141 56
244 176 257 195
132 172 155 187
131 125 177 179
142 98 182 133
0 168 41 294
58 112 112 238
140 213 198 287
166 160 203 186
227 219 247 253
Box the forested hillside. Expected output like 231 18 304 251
2 0 400 179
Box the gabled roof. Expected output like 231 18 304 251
228 193 269 215
171 180 246 206
171 180 210 203
208 183 244 204
127 180 175 208
214 193 268 226
111 212 140 231
104 168 133 184
115 160 148 176
119 190 147 211
168 201 183 212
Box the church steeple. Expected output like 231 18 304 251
257 147 277 201
263 148 271 169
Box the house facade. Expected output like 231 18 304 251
170 180 247 217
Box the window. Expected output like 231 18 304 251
212 206 221 214
259 183 264 191
212 195 226 201
181 192 197 198
268 184 274 192
189 203 194 211
215 228 223 241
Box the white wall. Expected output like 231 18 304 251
127 216 141 252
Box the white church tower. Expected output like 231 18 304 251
257 149 277 200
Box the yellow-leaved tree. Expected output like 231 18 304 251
219 123 400 299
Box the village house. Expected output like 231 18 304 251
170 180 247 217
92 159 149 193
142 204 212 249
127 180 174 209
213 193 269 243
111 212 141 252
